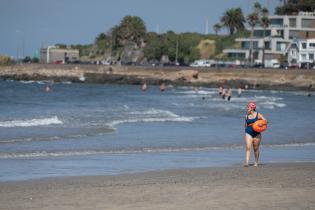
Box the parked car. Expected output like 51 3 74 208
289 64 300 69
190 60 214 67
264 59 280 68
54 60 63 64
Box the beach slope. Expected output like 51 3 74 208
0 162 314 210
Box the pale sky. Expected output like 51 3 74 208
0 0 279 57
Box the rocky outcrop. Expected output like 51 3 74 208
176 70 199 81
0 64 314 91
120 43 144 64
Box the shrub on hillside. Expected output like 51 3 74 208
0 55 12 66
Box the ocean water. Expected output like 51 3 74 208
0 80 315 181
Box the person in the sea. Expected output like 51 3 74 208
45 85 52 92
221 88 226 100
141 82 147 91
244 101 267 167
237 87 242 97
160 82 166 92
226 88 232 101
218 86 223 96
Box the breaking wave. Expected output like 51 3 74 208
0 116 63 128
107 108 198 127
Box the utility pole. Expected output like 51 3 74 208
22 34 25 59
205 19 209 35
175 38 179 65
16 46 19 63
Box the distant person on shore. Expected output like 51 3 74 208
237 87 242 97
244 102 267 167
141 82 147 91
226 88 232 101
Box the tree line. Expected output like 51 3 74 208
61 0 315 65
1 0 313 66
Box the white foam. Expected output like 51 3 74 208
108 108 197 127
62 81 72 84
19 80 36 84
1 142 314 159
175 90 217 95
0 146 240 159
254 95 283 101
264 142 315 148
79 76 86 81
0 116 63 128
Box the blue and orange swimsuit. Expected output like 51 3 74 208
245 112 260 137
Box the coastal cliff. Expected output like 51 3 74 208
0 64 314 90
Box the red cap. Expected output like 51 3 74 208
248 101 256 109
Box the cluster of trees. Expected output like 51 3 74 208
0 55 39 65
212 2 269 36
61 0 313 65
90 16 245 65
275 0 315 15
0 55 12 66
247 2 270 66
87 16 228 65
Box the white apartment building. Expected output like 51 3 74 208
223 11 315 62
287 38 315 67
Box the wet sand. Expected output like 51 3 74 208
0 162 314 210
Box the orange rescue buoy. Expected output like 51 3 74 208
252 119 268 133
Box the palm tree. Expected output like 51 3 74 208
247 13 260 66
261 16 270 67
213 23 222 35
221 8 245 35
117 16 147 47
261 7 269 16
254 2 262 13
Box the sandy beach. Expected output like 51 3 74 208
0 162 314 210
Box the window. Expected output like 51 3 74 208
276 42 286 51
241 41 258 49
241 42 250 49
253 41 259 49
309 43 315 48
289 30 299 39
302 43 307 49
301 54 307 60
289 18 296 27
301 19 315 28
254 30 271 38
309 53 314 60
264 41 271 50
275 30 284 38
270 18 283 27
228 53 245 59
